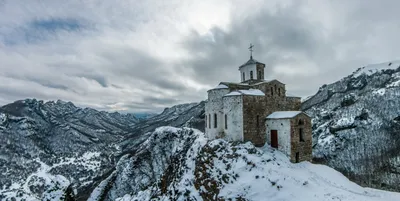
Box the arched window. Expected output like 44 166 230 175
242 72 245 81
225 114 228 129
208 114 211 128
274 84 277 92
271 87 274 96
298 119 304 125
250 71 253 79
256 115 260 127
278 88 281 96
214 113 217 128
299 128 304 142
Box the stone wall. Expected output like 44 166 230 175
252 80 286 98
289 113 312 163
205 88 230 139
256 64 265 80
222 96 243 141
241 80 296 147
285 97 301 110
242 96 267 146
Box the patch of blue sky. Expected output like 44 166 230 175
1 17 88 46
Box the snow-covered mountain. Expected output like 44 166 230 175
0 99 204 200
303 60 400 192
89 127 400 201
118 101 205 155
3 59 400 200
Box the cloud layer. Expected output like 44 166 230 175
1 0 400 112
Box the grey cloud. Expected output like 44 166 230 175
2 0 400 112
180 3 326 88
3 74 71 91
179 0 400 97
142 96 180 106
74 73 108 88
98 46 187 91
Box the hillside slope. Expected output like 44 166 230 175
90 127 400 201
302 61 400 191
0 99 140 200
0 99 204 200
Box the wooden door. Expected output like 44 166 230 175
271 130 278 148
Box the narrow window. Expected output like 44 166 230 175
271 87 274 96
278 88 281 96
298 119 304 125
295 152 300 163
208 114 211 128
250 71 253 79
214 113 217 128
242 72 245 81
274 84 277 92
258 70 262 79
225 114 228 129
256 115 259 127
299 128 304 142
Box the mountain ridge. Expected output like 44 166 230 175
0 98 204 200
303 60 400 192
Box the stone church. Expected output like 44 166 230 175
204 45 312 163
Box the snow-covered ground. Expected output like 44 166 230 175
113 127 400 201
0 151 102 200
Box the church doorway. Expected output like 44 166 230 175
271 130 278 148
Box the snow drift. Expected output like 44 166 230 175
93 127 400 201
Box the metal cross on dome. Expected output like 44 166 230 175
249 43 254 59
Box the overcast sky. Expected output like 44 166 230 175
1 0 399 113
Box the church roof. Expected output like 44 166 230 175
266 111 305 119
213 84 229 89
239 57 265 69
224 89 265 97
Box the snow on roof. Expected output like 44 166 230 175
213 84 229 89
251 80 273 85
239 57 265 68
352 60 400 78
224 89 265 97
266 111 303 119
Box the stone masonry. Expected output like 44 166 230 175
290 114 312 162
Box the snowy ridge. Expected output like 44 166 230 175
351 60 400 78
109 127 400 201
303 60 400 192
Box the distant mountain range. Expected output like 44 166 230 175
132 112 158 120
1 60 400 200
0 99 204 200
